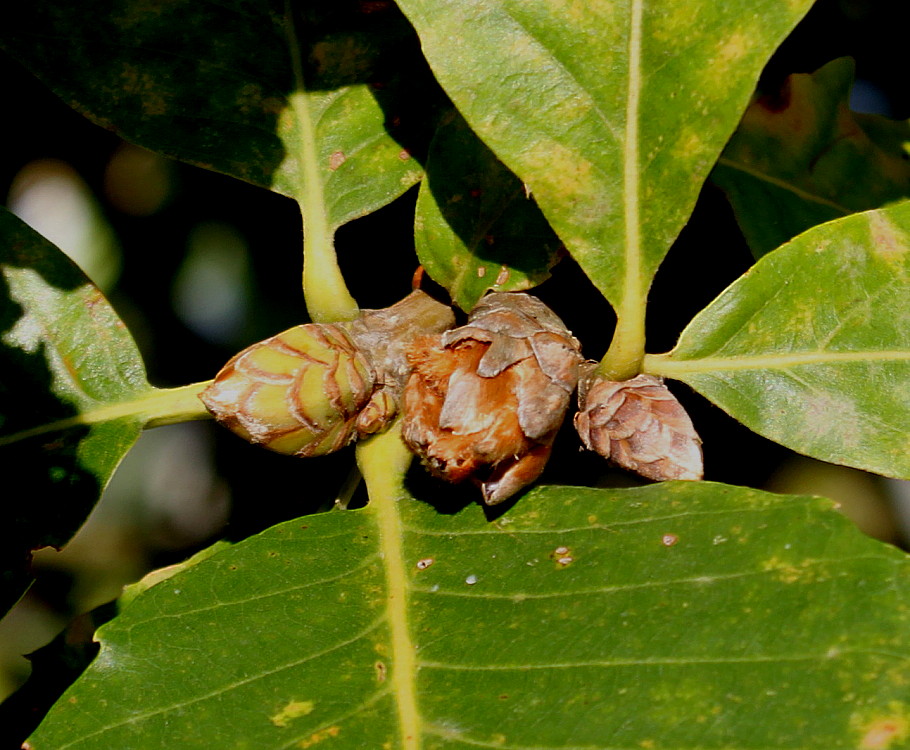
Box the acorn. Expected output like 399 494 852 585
574 371 703 481
200 291 455 457
402 292 583 504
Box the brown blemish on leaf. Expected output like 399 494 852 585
858 714 909 748
329 151 346 171
298 726 340 748
494 266 510 285
477 266 487 278
310 37 370 79
234 83 280 116
416 558 434 570
375 661 387 683
868 213 910 266
119 64 168 116
358 0 394 13
398 149 411 161
661 534 678 547
270 699 314 728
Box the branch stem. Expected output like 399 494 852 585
284 2 359 323
0 381 213 448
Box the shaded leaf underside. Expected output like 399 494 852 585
0 1 426 226
0 208 150 617
712 57 910 258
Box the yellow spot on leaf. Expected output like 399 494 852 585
270 700 314 728
714 30 750 68
674 130 703 161
761 556 802 584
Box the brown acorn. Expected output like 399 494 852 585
200 290 455 457
574 371 703 481
402 292 582 504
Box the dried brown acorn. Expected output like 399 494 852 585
200 291 455 457
574 371 703 481
402 292 582 504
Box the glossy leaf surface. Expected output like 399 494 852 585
0 1 427 226
395 0 814 313
0 209 151 618
712 57 910 258
30 479 910 748
647 201 910 479
415 111 561 311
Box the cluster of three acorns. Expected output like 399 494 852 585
200 290 703 505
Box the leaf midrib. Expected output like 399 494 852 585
358 429 422 749
646 349 910 376
715 155 852 214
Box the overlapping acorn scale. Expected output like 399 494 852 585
201 292 457 459
401 292 582 504
201 322 376 457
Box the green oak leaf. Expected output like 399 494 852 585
646 201 910 479
0 208 199 619
393 0 815 320
0 1 428 224
27 475 910 749
415 110 561 311
712 57 910 258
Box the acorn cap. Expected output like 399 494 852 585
402 292 582 504
574 371 703 481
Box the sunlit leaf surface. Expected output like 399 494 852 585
647 201 910 479
0 1 429 225
0 209 151 618
395 0 814 315
712 57 910 258
30 481 910 748
415 111 561 311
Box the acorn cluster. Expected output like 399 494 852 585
201 290 702 504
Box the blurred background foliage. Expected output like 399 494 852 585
1 0 909 719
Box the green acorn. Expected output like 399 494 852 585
200 290 455 457
200 323 381 456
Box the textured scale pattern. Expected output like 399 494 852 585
575 372 703 481
201 323 388 457
402 292 582 504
